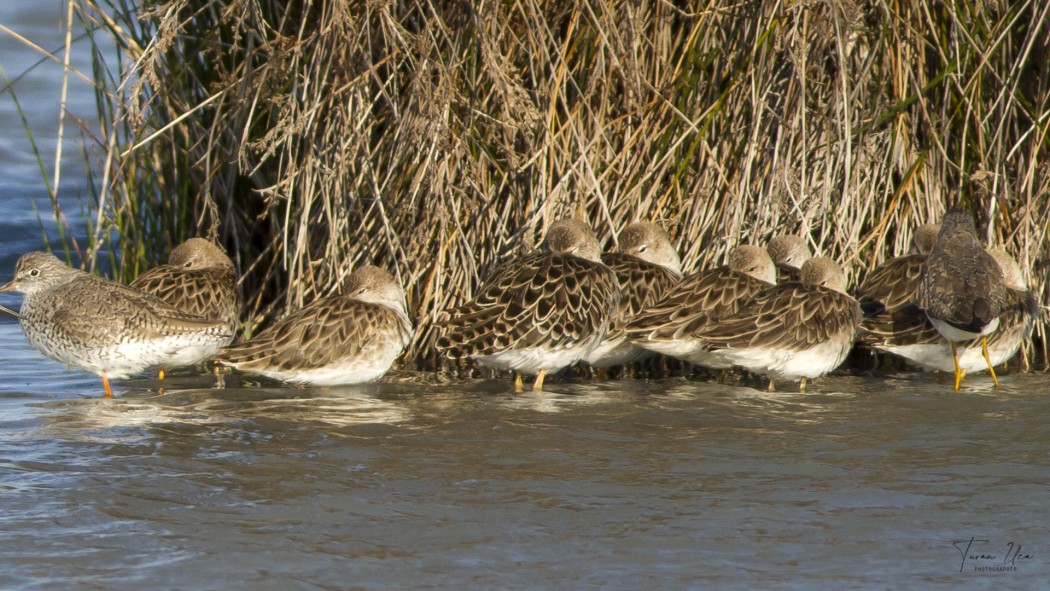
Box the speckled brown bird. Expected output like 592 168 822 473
131 238 240 377
918 208 1007 391
586 222 682 371
865 248 1037 377
626 245 776 368
856 223 941 364
767 234 812 283
435 219 621 392
0 252 233 397
213 265 412 386
691 257 861 392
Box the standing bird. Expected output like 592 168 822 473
918 208 1007 391
626 245 776 369
0 252 233 397
585 222 682 372
436 219 620 392
954 249 1040 372
213 266 412 386
130 238 241 377
691 257 861 392
767 234 812 283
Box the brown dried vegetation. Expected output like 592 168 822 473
59 0 1050 369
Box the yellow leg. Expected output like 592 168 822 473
799 377 807 394
717 369 728 384
532 368 548 392
767 378 776 392
951 342 963 392
981 337 1000 389
596 367 608 380
514 372 524 392
158 368 166 381
101 372 113 398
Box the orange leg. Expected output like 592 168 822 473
981 337 1000 389
101 372 113 398
532 368 548 392
951 342 963 392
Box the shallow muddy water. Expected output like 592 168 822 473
2 320 1049 589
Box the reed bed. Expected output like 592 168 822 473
33 0 1050 369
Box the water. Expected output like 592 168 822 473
1 7 1049 591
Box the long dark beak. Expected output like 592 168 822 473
0 303 22 320
0 280 22 319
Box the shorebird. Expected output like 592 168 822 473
856 223 942 366
626 244 776 369
767 234 812 283
435 219 620 392
866 248 1037 377
0 252 233 397
918 208 1007 391
692 256 861 392
213 265 413 386
131 238 240 377
585 222 682 372
957 249 1039 371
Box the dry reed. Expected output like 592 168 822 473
45 0 1050 369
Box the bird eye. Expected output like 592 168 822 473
638 245 648 252
183 260 194 268
29 269 40 277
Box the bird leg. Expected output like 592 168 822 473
767 378 776 392
514 372 524 392
532 368 548 392
101 372 113 398
799 377 808 394
951 342 963 392
596 367 608 380
981 337 1000 389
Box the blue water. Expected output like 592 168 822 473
1 5 1049 591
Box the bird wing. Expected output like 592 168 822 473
699 284 861 350
131 265 240 324
51 276 230 344
216 297 410 370
600 252 682 343
436 252 620 357
855 255 924 314
626 266 770 341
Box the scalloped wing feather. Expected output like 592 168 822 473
699 284 861 351
435 252 619 359
51 275 231 343
627 266 770 341
131 265 240 326
218 296 410 371
855 255 924 313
